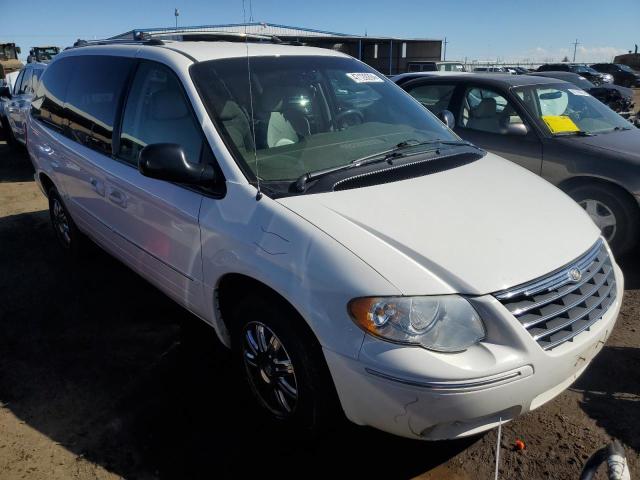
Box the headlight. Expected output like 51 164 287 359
348 296 485 352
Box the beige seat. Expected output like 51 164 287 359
467 97 501 133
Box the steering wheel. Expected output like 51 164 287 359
334 109 364 130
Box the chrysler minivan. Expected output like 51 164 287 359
26 34 623 440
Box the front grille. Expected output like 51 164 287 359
493 239 616 351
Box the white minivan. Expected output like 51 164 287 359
27 34 623 440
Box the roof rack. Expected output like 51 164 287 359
71 29 295 50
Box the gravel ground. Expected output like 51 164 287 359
0 139 638 480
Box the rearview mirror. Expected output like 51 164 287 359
503 123 529 136
138 143 216 185
437 110 455 128
0 86 11 99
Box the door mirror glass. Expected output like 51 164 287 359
138 143 215 186
437 109 455 128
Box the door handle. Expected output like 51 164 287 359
108 188 127 208
90 177 105 196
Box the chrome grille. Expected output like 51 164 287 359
494 239 616 351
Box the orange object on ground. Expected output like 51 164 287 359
515 439 526 450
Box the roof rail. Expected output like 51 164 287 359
70 29 295 50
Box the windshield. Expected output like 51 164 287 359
617 64 635 73
36 47 58 59
514 83 631 135
0 45 17 61
571 65 599 75
191 55 458 187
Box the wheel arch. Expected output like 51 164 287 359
38 172 56 198
557 175 638 209
215 272 319 347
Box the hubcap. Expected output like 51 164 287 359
52 198 71 246
580 199 617 242
242 322 298 417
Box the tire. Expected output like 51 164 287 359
231 293 341 433
48 187 86 256
566 183 640 256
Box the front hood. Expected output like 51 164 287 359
278 153 600 295
559 128 640 159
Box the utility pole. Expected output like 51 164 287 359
443 37 448 61
174 8 179 29
571 39 580 62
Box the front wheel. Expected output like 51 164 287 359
232 294 340 432
566 183 640 256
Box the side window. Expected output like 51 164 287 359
27 68 43 94
119 62 203 165
65 56 133 156
460 87 524 134
12 70 25 95
18 70 33 95
406 83 456 115
31 58 73 132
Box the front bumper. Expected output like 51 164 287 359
324 265 623 440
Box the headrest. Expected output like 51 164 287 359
475 97 497 117
150 89 189 121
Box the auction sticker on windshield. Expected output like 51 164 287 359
346 72 384 83
541 115 580 134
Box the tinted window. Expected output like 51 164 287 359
31 57 73 131
460 87 524 134
119 61 203 165
30 68 44 93
406 83 456 115
12 69 25 95
18 69 33 94
65 56 133 155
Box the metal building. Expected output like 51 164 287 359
111 23 443 75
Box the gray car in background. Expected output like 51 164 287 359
394 73 640 255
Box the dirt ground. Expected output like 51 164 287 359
0 140 639 480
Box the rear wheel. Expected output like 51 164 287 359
231 293 340 432
566 183 640 256
48 187 86 256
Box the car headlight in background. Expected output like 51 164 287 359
603 74 614 83
348 296 485 352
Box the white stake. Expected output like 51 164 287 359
494 417 502 480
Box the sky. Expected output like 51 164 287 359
1 0 639 64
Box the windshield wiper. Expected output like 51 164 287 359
293 139 476 192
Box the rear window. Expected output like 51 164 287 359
31 58 72 132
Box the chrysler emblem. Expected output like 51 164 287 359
568 268 582 283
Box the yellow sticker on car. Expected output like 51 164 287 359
541 115 580 134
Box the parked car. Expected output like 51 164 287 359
590 63 640 88
396 73 640 254
510 66 532 75
27 46 60 64
28 37 623 440
1 62 46 145
407 61 466 72
473 66 513 74
537 63 612 85
529 71 635 118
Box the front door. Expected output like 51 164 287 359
105 60 207 314
454 86 543 174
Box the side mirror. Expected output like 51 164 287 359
0 86 11 99
437 109 455 128
504 123 529 136
16 47 21 54
138 143 216 185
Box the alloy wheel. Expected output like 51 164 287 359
580 198 617 242
52 198 71 247
242 321 298 417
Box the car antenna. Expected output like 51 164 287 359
242 0 261 200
